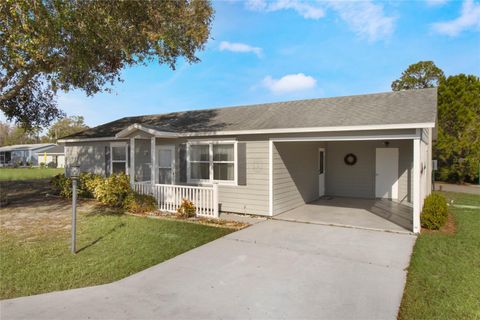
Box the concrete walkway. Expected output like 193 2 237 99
434 182 480 195
1 220 416 320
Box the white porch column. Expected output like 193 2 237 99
413 137 421 233
130 138 135 186
151 137 156 185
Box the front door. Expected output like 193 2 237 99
375 148 399 199
157 145 175 184
318 148 326 197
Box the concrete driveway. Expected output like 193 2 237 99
1 220 416 320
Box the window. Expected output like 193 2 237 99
111 143 128 174
213 144 234 181
189 144 209 180
188 142 236 184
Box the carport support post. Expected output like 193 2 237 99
413 138 421 233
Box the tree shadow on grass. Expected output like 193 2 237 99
84 203 125 217
76 222 126 253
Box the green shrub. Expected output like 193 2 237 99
81 173 103 198
123 192 157 214
51 174 73 198
176 198 196 218
94 173 131 207
50 173 102 199
421 193 448 230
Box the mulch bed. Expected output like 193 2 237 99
127 211 250 230
421 212 456 235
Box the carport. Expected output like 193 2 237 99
275 197 413 233
269 129 431 233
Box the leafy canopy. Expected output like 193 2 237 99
0 0 214 130
392 61 480 183
47 115 88 140
435 74 480 183
391 61 445 91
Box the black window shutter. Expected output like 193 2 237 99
105 146 111 177
179 144 187 183
237 142 247 186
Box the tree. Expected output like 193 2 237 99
0 121 40 146
435 74 480 183
0 0 213 130
391 61 445 91
47 116 89 141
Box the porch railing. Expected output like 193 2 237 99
133 182 219 218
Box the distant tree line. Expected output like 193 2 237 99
0 115 88 146
392 61 480 184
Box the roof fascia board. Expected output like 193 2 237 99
58 137 123 143
270 133 419 142
59 122 435 142
178 122 435 137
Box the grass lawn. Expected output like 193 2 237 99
0 211 233 299
0 167 64 181
399 192 480 319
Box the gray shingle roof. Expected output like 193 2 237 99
63 88 437 139
0 143 55 152
37 144 64 154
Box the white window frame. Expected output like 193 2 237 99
110 142 129 175
187 140 238 186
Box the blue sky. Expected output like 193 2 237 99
51 0 480 127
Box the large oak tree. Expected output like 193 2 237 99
0 0 213 130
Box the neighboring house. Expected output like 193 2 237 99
0 143 56 167
35 144 66 168
59 88 437 233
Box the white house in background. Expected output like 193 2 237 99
59 89 437 233
35 144 66 168
0 143 55 167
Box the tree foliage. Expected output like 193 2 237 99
435 74 480 183
47 116 88 140
0 0 213 130
392 62 480 183
0 121 40 146
391 61 445 91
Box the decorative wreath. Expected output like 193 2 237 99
344 153 357 166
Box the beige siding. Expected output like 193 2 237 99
65 141 111 175
272 142 325 215
217 140 269 215
65 129 418 217
155 138 270 216
325 140 412 203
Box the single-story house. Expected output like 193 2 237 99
35 144 66 168
0 143 56 167
59 88 437 233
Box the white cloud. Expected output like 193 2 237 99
328 1 396 42
244 0 395 41
425 0 449 6
245 0 325 20
219 41 263 57
432 0 480 36
262 73 317 93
